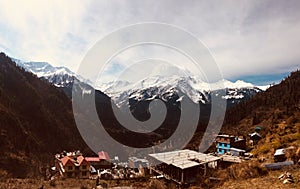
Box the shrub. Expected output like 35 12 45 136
147 179 166 189
80 185 88 189
224 162 268 180
49 179 56 187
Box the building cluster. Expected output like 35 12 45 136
54 150 149 180
55 151 90 179
51 125 297 186
52 132 253 184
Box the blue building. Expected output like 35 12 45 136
217 141 231 154
216 135 246 155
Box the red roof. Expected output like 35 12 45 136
98 151 110 160
85 151 110 162
77 155 90 165
85 157 100 162
61 156 74 166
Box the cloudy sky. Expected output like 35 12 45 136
0 0 299 85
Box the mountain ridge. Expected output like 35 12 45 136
0 53 93 178
13 57 269 106
96 75 264 109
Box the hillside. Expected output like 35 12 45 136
0 53 92 178
184 70 300 189
222 69 300 157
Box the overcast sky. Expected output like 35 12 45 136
0 0 299 85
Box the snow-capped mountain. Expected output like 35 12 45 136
12 58 89 87
12 56 269 109
96 75 266 108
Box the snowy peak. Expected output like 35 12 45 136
12 58 81 87
10 56 268 108
220 79 254 89
96 75 264 107
13 58 75 77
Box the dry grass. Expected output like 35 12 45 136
0 178 150 189
215 164 300 189
1 163 299 189
225 161 268 179
0 179 94 189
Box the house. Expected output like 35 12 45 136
255 126 263 133
128 157 149 170
148 149 221 184
274 147 296 162
55 153 90 179
85 151 113 170
128 157 149 176
229 148 245 157
274 149 287 162
216 135 246 155
249 132 262 145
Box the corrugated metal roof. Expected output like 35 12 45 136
220 154 242 163
149 149 220 169
274 147 295 156
230 147 245 152
264 161 294 169
274 149 286 156
129 157 149 163
249 132 262 138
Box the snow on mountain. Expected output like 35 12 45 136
11 56 270 107
12 58 91 87
96 75 265 107
13 58 73 77
257 85 272 91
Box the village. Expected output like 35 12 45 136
47 126 299 188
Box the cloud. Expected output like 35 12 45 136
0 0 91 68
0 0 299 84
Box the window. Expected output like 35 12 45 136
82 171 87 176
82 165 87 170
67 166 73 170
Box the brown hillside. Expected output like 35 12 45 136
222 69 300 156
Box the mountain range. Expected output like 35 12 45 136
1 52 299 179
13 58 269 109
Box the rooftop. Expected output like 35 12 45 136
274 149 286 156
249 132 262 138
98 151 110 160
129 157 149 163
230 147 246 152
217 134 235 138
149 149 220 169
